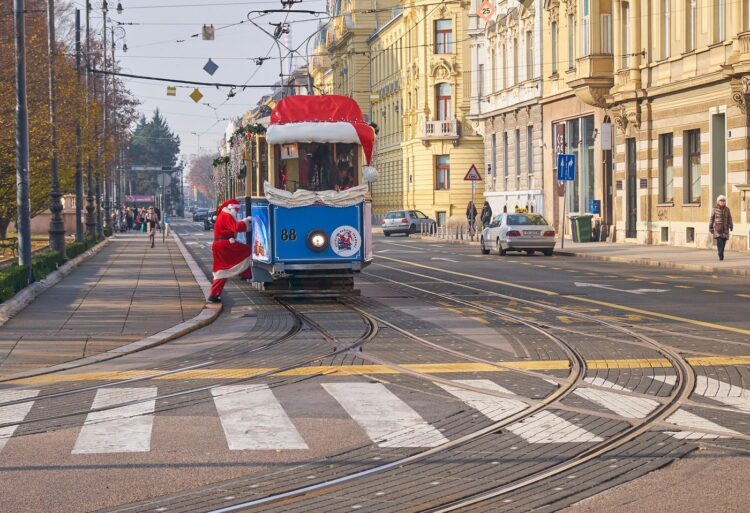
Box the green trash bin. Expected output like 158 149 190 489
575 214 594 243
568 215 580 243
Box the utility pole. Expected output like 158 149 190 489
14 0 33 283
102 1 111 230
74 9 84 242
84 1 96 237
47 0 67 257
110 26 119 210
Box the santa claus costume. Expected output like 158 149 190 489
208 199 252 303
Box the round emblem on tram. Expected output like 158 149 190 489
330 225 361 257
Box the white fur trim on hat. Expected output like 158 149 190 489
717 194 727 202
266 122 359 145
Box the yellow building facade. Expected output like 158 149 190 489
607 0 750 250
370 3 485 223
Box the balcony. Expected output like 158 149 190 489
422 119 459 141
566 54 615 108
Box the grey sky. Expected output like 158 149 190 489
81 0 326 160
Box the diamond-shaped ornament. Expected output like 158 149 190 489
203 58 219 76
477 0 495 21
189 88 204 103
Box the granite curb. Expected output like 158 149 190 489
411 234 749 277
0 231 222 383
0 237 113 329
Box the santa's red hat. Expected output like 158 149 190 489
218 199 240 212
266 95 376 165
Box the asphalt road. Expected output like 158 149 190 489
0 220 747 513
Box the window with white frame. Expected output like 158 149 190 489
601 14 612 54
686 0 696 52
526 31 533 80
436 83 452 121
581 0 590 56
551 21 559 73
661 0 670 59
713 0 725 43
622 2 630 67
568 14 576 68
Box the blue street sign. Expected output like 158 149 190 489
590 199 601 214
556 154 576 181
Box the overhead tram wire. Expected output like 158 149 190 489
88 68 284 88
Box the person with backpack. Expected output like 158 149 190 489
480 201 493 228
709 194 733 261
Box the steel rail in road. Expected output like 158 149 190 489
358 264 698 511
0 299 377 438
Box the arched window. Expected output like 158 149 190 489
436 83 452 121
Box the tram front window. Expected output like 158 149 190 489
277 142 359 192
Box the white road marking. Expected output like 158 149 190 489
438 380 603 444
665 409 741 440
431 257 459 263
584 377 741 439
654 375 750 413
323 383 448 447
574 282 669 294
0 390 39 451
73 388 157 454
212 385 307 450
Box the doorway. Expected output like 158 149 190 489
626 138 637 238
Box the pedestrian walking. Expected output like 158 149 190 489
208 199 252 303
144 206 160 248
480 201 493 229
466 201 478 235
709 194 733 261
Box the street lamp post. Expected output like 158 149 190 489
84 1 96 237
74 9 84 242
101 0 111 231
47 0 67 257
13 0 33 283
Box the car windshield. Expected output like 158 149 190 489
507 214 548 226
385 211 406 219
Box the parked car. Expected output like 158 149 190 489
381 210 436 236
192 208 209 222
204 212 216 231
480 213 556 256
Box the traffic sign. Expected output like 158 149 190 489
157 173 172 187
556 154 576 181
464 164 482 181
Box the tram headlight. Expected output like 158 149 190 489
306 229 328 252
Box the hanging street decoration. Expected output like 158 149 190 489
166 86 176 96
190 88 204 103
203 58 219 76
202 24 215 40
477 0 495 21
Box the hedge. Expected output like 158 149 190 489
0 236 100 303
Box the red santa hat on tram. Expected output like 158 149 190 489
266 95 379 183
218 198 240 214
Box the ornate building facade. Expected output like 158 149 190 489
469 0 544 218
607 0 750 250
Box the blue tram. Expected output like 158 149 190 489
248 95 377 293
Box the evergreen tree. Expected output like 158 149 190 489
125 110 181 200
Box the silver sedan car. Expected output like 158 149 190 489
381 210 436 236
480 213 556 256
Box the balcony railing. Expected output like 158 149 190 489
422 119 459 139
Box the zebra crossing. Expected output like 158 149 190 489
0 375 747 455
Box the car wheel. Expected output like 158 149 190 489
480 237 490 255
384 232 391 237
525 249 535 256
543 248 553 256
497 239 506 256
408 223 417 234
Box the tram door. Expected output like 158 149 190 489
626 138 637 239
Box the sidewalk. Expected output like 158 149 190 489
414 234 750 277
0 232 207 377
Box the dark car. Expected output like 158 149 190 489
204 212 217 231
192 208 209 222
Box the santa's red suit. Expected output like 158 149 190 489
208 199 252 302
